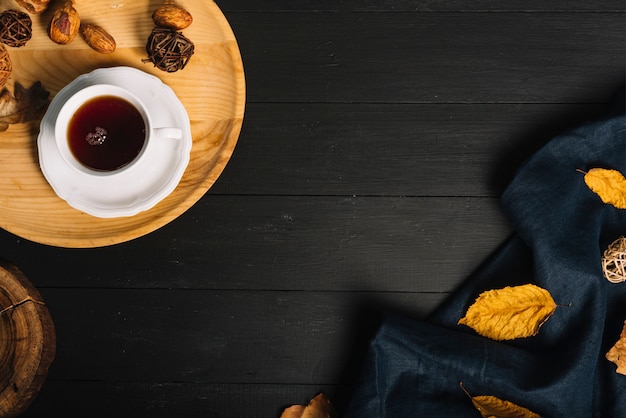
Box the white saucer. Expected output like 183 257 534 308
38 67 192 218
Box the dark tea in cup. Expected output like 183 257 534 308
68 95 146 171
55 83 182 177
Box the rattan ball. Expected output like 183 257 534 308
143 27 194 73
602 236 626 283
0 10 32 48
0 45 12 88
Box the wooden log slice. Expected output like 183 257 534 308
0 262 55 418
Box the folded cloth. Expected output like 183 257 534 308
345 100 626 417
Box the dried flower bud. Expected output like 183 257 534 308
80 24 116 54
48 1 80 45
152 4 193 30
15 0 50 14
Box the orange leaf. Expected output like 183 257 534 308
461 383 541 418
280 406 306 418
582 168 626 209
472 395 541 418
280 393 336 418
606 319 626 375
458 284 556 341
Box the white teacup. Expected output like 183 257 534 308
55 84 181 176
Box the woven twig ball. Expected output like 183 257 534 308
602 236 626 283
0 10 32 48
143 27 194 73
0 45 12 88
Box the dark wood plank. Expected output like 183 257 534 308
37 288 444 384
211 103 610 196
228 13 624 103
0 196 510 291
22 382 346 418
217 0 625 12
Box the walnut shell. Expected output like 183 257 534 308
152 4 193 30
15 0 50 14
80 24 116 54
48 1 79 45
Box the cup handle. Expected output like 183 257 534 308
153 127 182 139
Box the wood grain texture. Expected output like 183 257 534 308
0 1 245 248
1 1 623 417
22 381 345 418
229 12 624 104
33 288 444 382
212 103 609 197
217 0 625 12
0 262 54 418
19 286 445 418
0 195 511 291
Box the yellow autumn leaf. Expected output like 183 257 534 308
461 383 541 418
280 393 336 418
582 168 626 209
606 319 626 375
472 395 541 418
458 284 556 341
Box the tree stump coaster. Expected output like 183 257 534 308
0 262 55 417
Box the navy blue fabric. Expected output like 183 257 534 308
345 105 626 417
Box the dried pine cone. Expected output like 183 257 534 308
0 10 32 48
143 27 194 73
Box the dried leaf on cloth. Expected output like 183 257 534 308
606 319 626 375
280 393 336 418
458 284 556 341
471 395 541 418
472 395 541 417
461 383 541 418
581 168 626 209
0 81 50 132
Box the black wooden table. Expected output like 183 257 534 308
10 1 625 416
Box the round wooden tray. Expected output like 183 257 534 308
0 1 245 248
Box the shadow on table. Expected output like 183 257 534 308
489 86 625 194
330 86 626 415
